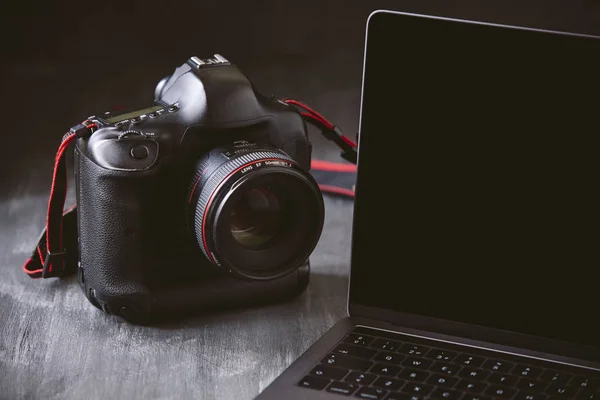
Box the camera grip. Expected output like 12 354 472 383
76 146 152 314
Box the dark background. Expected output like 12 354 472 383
1 0 600 197
1 1 600 399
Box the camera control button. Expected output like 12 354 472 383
130 145 149 160
167 105 179 112
130 117 141 124
148 112 160 118
118 130 144 140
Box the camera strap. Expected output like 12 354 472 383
283 99 358 165
22 101 356 279
23 121 98 279
283 99 358 198
310 160 356 198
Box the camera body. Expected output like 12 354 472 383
76 55 324 323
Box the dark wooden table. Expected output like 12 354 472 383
0 189 354 399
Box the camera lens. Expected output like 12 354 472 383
187 144 324 280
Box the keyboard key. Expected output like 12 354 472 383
455 354 485 367
571 376 598 390
370 363 402 376
460 395 492 400
426 349 458 362
516 378 548 393
427 373 459 388
354 387 387 399
458 367 490 381
345 372 376 385
431 361 460 375
373 351 405 365
334 344 378 359
431 388 462 400
373 376 405 391
484 385 516 398
402 382 434 396
540 370 573 385
398 368 430 382
481 359 514 373
326 381 359 396
455 379 486 393
344 334 375 347
576 389 599 400
488 373 518 386
398 344 430 357
402 357 433 370
370 338 402 352
322 353 373 371
546 384 575 397
297 375 329 390
515 393 548 400
512 366 542 379
310 365 348 380
387 394 424 400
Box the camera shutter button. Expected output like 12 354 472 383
130 145 149 160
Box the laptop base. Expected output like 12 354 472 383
257 317 599 399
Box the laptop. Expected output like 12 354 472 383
257 10 600 400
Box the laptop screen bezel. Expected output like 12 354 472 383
347 9 600 362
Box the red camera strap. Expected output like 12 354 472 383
310 160 356 198
23 122 97 279
283 99 357 197
283 99 358 165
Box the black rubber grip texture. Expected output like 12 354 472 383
193 149 296 262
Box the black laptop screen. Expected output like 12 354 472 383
350 12 600 348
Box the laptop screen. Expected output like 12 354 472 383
350 11 600 349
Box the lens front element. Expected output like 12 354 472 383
229 187 286 249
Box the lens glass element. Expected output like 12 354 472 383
229 186 287 249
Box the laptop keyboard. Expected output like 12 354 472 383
297 327 599 399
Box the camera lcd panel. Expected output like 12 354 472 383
105 104 164 124
351 12 600 349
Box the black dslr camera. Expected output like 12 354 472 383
75 55 325 323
